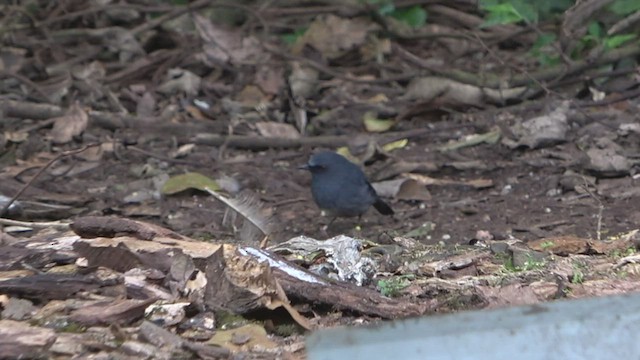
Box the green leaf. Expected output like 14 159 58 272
609 0 640 15
378 2 395 16
390 6 427 28
511 0 538 23
604 34 637 49
282 28 307 46
587 21 603 38
538 53 561 67
531 32 556 53
480 3 523 27
535 0 574 18
481 0 569 24
363 0 395 15
161 172 220 195
479 0 500 7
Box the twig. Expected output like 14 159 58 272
577 179 605 242
577 87 640 108
0 218 70 230
0 144 100 217
472 32 554 98
259 234 270 249
131 0 210 35
393 41 640 90
126 146 203 166
262 43 419 85
0 71 52 102
608 10 640 35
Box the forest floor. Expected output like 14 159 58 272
1 1 639 358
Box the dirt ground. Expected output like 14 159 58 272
32 111 637 248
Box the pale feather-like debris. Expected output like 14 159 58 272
205 188 272 241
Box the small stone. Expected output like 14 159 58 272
510 246 548 268
121 341 161 359
489 241 509 255
1 298 35 320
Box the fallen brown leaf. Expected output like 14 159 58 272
49 103 89 144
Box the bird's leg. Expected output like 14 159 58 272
321 217 337 236
353 215 364 232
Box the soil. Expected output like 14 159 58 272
36 112 636 247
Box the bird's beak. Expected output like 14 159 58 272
298 164 310 170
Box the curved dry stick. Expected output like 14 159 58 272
394 41 640 90
0 144 100 217
262 43 419 85
0 218 70 230
0 71 51 102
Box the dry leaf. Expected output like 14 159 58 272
255 122 300 139
168 144 195 159
255 64 285 95
382 139 408 152
71 61 106 81
235 85 268 107
49 103 89 144
0 47 26 73
372 179 431 201
157 68 201 96
194 14 262 65
363 111 396 132
207 324 278 351
292 15 378 59
136 91 156 117
4 131 28 143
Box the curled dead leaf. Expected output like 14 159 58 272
363 111 396 132
371 179 431 201
382 139 408 152
255 122 300 139
49 103 89 144
292 15 378 59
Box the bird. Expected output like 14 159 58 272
300 151 393 225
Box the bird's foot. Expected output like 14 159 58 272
320 224 329 238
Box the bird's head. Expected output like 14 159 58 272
299 151 345 174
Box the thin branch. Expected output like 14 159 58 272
0 144 100 217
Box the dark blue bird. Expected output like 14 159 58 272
300 151 394 221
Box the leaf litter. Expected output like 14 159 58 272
0 1 640 358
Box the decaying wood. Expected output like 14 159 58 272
70 216 188 241
139 320 231 359
67 216 429 319
0 319 57 358
0 245 75 271
77 235 427 319
202 245 311 329
0 271 124 302
274 269 431 318
0 215 434 358
69 298 157 326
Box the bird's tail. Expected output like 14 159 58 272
373 198 394 215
